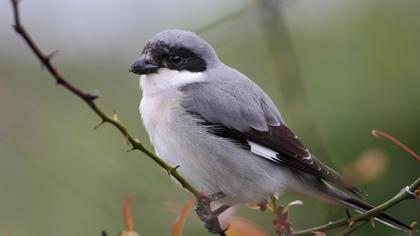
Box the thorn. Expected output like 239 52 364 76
93 89 102 99
41 51 58 70
112 109 119 122
93 120 105 130
268 195 277 212
345 209 354 226
85 93 99 101
408 221 417 236
167 165 180 175
46 50 59 61
403 186 416 198
369 217 375 228
126 147 136 152
345 208 352 219
267 195 278 212
124 135 130 146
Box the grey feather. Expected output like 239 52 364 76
179 63 364 197
180 64 283 132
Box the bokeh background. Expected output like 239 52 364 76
0 0 419 235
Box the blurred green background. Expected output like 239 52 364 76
0 0 419 235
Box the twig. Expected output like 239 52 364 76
292 178 419 235
10 2 228 235
372 129 420 161
9 0 206 219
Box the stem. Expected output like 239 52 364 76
372 129 420 161
292 178 420 235
9 0 206 214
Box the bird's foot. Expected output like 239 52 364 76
194 192 229 234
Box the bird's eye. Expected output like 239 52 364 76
167 55 183 66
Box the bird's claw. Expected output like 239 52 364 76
194 191 229 234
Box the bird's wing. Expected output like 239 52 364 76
180 78 363 197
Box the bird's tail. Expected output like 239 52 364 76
325 184 412 232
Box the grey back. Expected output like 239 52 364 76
180 64 283 132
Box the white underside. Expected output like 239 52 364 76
139 69 310 206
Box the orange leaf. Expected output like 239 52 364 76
123 195 135 231
119 195 140 236
172 196 195 236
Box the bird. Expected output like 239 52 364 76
130 29 411 233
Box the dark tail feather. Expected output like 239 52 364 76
338 196 412 232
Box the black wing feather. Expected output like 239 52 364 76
191 111 364 197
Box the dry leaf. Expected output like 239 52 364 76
172 196 195 236
272 200 303 236
119 195 139 236
273 206 292 236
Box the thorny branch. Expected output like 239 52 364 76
293 130 420 235
9 1 229 235
10 1 418 236
292 178 419 235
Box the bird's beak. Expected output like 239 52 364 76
130 58 160 75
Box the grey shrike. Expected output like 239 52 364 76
130 29 410 233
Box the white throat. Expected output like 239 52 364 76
140 68 205 96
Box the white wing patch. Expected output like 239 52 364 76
248 141 279 162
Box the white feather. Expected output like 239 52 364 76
248 141 279 162
140 68 205 95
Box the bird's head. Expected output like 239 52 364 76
130 30 219 75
